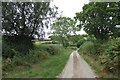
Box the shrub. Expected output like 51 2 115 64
78 41 96 55
2 41 66 74
77 38 86 48
99 38 120 73
2 50 49 72
28 50 49 63
45 45 64 55
12 56 31 67
2 42 15 58
2 58 13 72
35 44 64 55
2 35 33 58
62 38 69 48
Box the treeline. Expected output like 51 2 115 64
2 1 58 58
75 2 120 78
51 2 120 78
51 2 120 46
1 2 62 76
1 1 120 78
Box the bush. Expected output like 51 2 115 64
78 41 96 55
2 35 33 58
99 38 120 73
12 56 31 67
27 50 49 63
45 45 64 55
77 38 85 48
2 42 15 58
35 44 64 55
2 50 50 73
2 58 14 72
62 38 69 48
2 40 66 74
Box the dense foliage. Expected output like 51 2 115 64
99 38 120 73
78 37 120 77
2 2 59 58
2 35 33 58
51 17 77 47
78 41 96 55
76 2 120 78
2 43 66 76
2 1 120 78
75 2 120 40
2 2 58 38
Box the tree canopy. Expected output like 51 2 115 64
52 17 77 37
51 17 77 46
2 2 58 39
75 2 120 40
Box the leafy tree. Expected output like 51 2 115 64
51 17 77 46
67 35 83 45
75 2 120 40
2 2 58 38
2 2 58 57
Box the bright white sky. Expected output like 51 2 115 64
51 0 89 18
45 0 89 39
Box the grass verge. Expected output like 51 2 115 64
3 49 72 78
80 53 118 78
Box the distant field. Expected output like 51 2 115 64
34 40 52 44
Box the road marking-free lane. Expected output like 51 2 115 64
58 51 96 78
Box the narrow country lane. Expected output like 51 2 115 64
58 51 97 78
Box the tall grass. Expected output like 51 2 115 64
4 50 71 78
2 39 71 78
78 38 120 78
3 44 72 78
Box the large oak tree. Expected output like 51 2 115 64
75 2 120 40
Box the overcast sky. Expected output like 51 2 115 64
45 0 89 39
51 0 89 18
